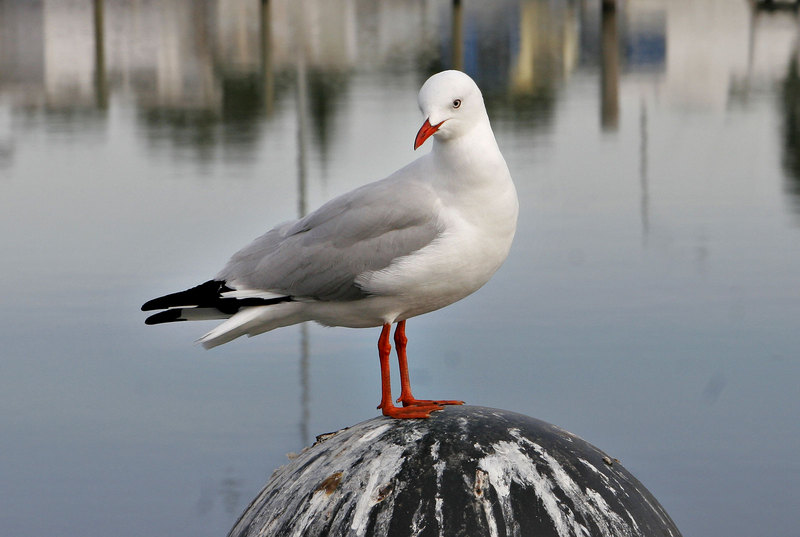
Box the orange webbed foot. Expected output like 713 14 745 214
397 396 464 408
380 402 444 419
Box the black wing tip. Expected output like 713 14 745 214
142 280 227 311
145 309 185 325
142 280 293 323
141 298 161 311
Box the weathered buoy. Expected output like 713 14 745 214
228 406 682 537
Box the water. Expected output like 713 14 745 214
1 0 799 535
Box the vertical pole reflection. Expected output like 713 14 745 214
294 1 311 446
452 0 464 71
260 0 274 115
93 0 108 109
639 100 650 245
296 55 309 221
600 1 619 131
298 322 310 443
601 0 616 11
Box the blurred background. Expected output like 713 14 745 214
1 0 799 535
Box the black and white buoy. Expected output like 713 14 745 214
228 406 682 537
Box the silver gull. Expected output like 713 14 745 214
142 70 518 419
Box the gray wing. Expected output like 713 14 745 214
216 177 443 301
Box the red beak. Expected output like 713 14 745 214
414 118 444 150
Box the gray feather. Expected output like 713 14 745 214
216 176 442 301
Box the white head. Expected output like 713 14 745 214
414 70 488 150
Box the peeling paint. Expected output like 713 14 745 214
315 472 343 495
470 468 499 537
409 496 427 537
431 440 446 537
349 442 405 535
358 423 392 444
478 439 587 537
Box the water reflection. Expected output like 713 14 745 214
738 0 800 214
767 0 800 213
135 1 280 163
780 50 800 212
0 1 672 156
451 0 464 71
260 0 274 115
196 467 243 518
511 1 578 94
92 0 108 109
600 3 620 131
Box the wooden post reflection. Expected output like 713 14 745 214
293 0 311 446
600 1 619 131
296 59 311 443
452 0 464 71
295 62 308 219
260 0 274 115
93 0 108 109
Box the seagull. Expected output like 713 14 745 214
142 70 518 419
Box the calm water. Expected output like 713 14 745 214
2 0 799 535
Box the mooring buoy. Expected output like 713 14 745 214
228 406 681 537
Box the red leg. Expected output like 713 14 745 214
394 321 464 408
377 323 442 419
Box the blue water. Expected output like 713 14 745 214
1 1 798 535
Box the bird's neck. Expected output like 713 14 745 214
430 120 506 184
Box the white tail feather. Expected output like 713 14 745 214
199 303 306 349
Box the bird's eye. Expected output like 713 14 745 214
452 99 462 109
